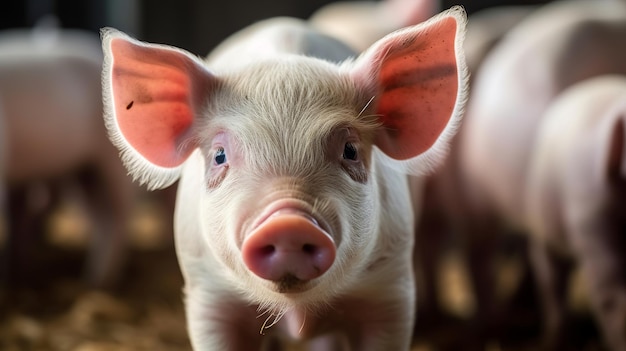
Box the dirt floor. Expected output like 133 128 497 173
0 198 608 351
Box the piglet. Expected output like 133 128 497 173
101 7 468 351
526 75 626 351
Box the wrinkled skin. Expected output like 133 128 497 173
101 8 468 351
0 28 134 288
526 75 626 351
457 1 626 349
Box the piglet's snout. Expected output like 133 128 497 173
242 213 336 283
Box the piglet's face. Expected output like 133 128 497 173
194 58 379 305
101 7 467 311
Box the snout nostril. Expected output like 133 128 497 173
302 243 316 254
260 245 275 256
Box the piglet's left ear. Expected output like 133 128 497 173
350 6 468 172
101 28 216 190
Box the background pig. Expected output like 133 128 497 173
309 0 440 52
0 27 134 288
526 75 626 351
455 0 626 348
101 6 468 350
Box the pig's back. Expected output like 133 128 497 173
460 0 626 226
206 17 355 72
0 29 104 182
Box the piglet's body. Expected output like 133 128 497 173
526 76 626 351
102 8 467 350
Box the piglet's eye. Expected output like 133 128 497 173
214 147 227 165
343 142 358 161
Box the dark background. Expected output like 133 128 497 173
1 0 551 57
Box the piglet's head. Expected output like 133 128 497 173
101 7 467 309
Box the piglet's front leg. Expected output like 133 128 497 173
185 291 267 350
184 268 416 350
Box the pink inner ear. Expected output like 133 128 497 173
110 38 212 168
373 16 460 160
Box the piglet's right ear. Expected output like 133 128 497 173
101 28 216 190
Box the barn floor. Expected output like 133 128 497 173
0 199 607 351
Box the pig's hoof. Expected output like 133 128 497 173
242 214 336 290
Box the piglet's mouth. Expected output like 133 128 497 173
242 201 336 292
275 273 310 294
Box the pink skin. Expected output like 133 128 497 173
526 75 626 351
0 28 134 288
443 0 626 348
101 7 468 351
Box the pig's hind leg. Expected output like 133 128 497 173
79 147 133 288
528 239 575 351
575 230 626 351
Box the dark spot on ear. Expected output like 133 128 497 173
126 101 134 110
133 84 154 104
